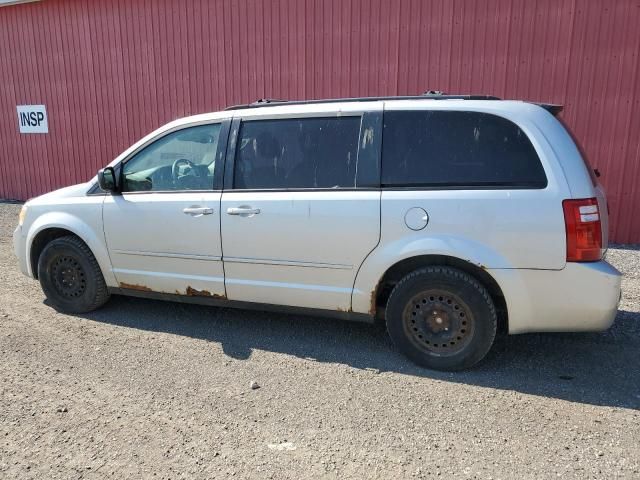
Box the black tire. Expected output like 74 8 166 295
386 266 496 371
37 235 110 313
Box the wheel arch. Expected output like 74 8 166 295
24 212 116 286
30 227 80 279
371 255 508 333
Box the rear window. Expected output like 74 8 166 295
381 111 547 188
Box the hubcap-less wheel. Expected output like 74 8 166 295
51 255 87 299
38 235 110 314
402 289 474 355
386 267 497 370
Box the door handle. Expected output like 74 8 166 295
226 206 261 216
183 206 214 216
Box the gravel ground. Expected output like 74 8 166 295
0 202 639 479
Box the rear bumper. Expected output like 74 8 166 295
491 261 622 334
13 225 30 278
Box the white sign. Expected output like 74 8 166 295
17 105 48 134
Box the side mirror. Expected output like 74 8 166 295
97 167 118 193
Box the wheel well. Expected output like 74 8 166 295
372 255 508 333
29 228 80 279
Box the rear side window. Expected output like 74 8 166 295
381 111 547 188
234 116 361 189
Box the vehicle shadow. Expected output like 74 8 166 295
76 295 640 410
609 243 640 251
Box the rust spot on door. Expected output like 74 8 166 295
186 286 211 296
185 286 226 299
119 282 152 292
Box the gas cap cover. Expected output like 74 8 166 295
404 207 429 231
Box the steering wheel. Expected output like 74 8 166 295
171 158 197 184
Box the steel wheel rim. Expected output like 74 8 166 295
402 289 475 355
51 255 87 299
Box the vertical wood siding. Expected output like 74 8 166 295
0 0 639 242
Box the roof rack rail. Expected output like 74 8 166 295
224 93 501 110
253 98 288 105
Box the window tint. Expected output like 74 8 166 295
123 124 221 192
381 111 547 188
234 116 361 189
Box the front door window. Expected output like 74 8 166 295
122 124 221 192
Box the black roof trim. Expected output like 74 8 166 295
224 94 502 111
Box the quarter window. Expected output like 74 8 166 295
122 124 221 192
233 116 361 189
381 111 547 188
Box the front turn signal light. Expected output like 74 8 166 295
18 204 28 227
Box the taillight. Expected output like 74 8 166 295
562 198 602 262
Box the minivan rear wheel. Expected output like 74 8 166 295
386 266 496 371
38 235 110 313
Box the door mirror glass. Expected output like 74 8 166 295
98 167 117 192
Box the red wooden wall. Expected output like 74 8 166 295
1 0 639 242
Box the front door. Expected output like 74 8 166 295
220 113 381 311
103 121 228 297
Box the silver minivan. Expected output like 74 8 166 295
14 95 622 370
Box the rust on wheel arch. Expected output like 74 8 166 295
369 284 379 316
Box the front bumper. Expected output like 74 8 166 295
490 261 622 334
13 225 30 278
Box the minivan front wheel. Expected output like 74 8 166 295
37 235 110 313
386 266 497 371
